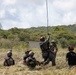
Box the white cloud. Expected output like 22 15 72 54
0 10 5 18
49 0 76 25
17 2 47 27
0 0 76 29
2 19 30 29
8 8 17 16
3 0 16 5
17 0 44 6
53 0 76 12
62 12 76 24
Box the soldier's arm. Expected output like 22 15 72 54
46 33 50 41
44 34 50 43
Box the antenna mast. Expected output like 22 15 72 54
46 0 49 34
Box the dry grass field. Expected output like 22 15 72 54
0 48 76 75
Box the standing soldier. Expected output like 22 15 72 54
42 40 58 66
50 40 58 58
3 50 15 66
39 33 50 63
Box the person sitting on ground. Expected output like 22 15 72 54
23 50 31 65
3 50 15 66
66 46 76 68
26 51 40 69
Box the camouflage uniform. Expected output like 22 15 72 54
4 50 15 66
43 52 56 66
23 50 31 64
50 40 58 57
43 40 58 66
26 51 40 68
39 34 50 62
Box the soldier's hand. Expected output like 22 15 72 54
47 33 50 35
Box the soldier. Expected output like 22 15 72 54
39 33 50 63
42 40 58 66
66 46 76 68
50 40 58 57
4 50 15 66
42 52 56 66
26 51 40 69
23 50 31 65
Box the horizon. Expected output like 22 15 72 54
1 24 75 30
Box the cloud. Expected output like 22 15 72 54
16 1 47 27
3 0 16 5
0 0 76 29
62 12 76 24
7 8 17 16
53 0 76 12
0 10 5 18
2 19 30 29
50 0 76 25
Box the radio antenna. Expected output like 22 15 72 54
46 0 49 34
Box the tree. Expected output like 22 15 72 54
0 23 2 29
59 38 68 48
18 31 30 41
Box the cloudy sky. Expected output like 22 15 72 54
0 0 76 30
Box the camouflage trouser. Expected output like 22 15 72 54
42 50 49 62
43 51 56 66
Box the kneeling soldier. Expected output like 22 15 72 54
26 51 40 69
23 50 31 65
4 50 15 66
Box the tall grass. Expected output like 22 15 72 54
0 48 76 75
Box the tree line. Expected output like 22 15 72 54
0 24 76 49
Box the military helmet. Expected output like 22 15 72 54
29 51 34 56
40 36 45 41
51 40 56 43
68 46 74 51
25 50 31 54
7 51 12 57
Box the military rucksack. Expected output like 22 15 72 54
4 57 15 66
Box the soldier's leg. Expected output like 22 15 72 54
42 51 49 62
42 53 56 66
49 53 56 66
51 55 56 66
43 58 50 65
